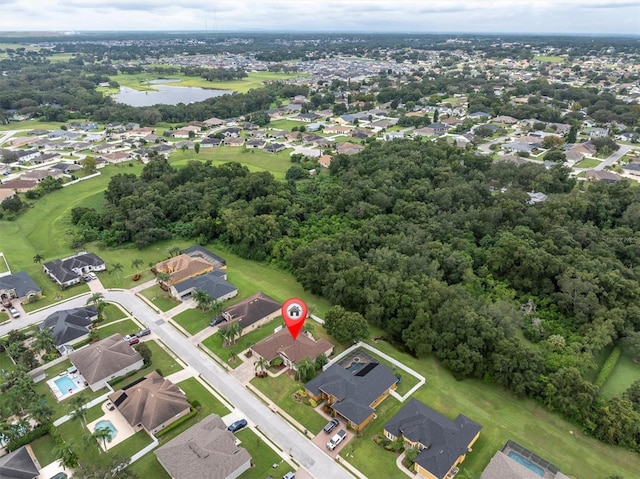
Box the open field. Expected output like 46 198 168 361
269 119 306 131
533 55 565 63
0 120 67 132
600 350 640 399
169 147 293 180
107 71 303 94
342 331 640 479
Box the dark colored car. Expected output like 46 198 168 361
209 315 226 327
137 328 151 337
128 337 140 345
227 419 248 433
323 418 339 434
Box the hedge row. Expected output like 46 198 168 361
595 346 622 389
6 423 52 451
155 409 198 439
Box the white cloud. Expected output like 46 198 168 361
0 0 637 33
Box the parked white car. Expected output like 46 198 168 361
326 430 346 450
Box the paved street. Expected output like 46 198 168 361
1 291 353 479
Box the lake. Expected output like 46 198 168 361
114 85 230 107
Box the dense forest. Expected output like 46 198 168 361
72 140 640 451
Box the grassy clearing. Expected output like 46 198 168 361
30 433 58 467
343 332 640 479
138 285 180 312
169 147 293 180
129 452 170 479
145 340 184 377
100 303 128 324
108 71 302 94
172 308 212 335
202 317 285 368
96 319 140 340
0 120 67 132
269 119 306 131
575 158 602 168
533 55 565 63
236 428 291 479
600 350 640 399
250 373 328 433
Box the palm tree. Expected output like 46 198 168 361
254 357 270 376
87 426 112 451
54 442 79 470
69 395 87 425
193 290 212 311
33 328 56 355
33 253 44 264
227 321 242 345
86 292 106 320
168 246 181 257
131 258 144 273
218 327 234 347
295 357 316 382
210 299 223 319
28 398 53 425
156 272 170 285
110 262 123 279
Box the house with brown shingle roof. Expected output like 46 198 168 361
155 254 214 286
155 414 251 479
108 371 190 435
221 292 282 335
251 328 333 370
0 179 38 192
69 334 144 391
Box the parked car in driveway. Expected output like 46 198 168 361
323 418 339 434
209 315 225 327
227 419 248 433
326 430 346 450
8 306 19 319
123 334 136 341
128 337 140 345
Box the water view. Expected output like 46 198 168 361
114 84 230 107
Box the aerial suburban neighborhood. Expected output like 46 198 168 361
0 10 639 479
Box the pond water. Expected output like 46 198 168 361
114 85 230 107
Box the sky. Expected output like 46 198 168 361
0 0 638 35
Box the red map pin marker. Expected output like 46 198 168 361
282 298 308 340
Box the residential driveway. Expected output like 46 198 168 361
312 425 354 459
231 356 256 384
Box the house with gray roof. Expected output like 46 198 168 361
384 398 482 479
171 270 238 302
69 334 144 391
108 371 190 435
0 272 41 304
39 305 98 346
221 292 282 335
155 414 251 479
43 252 105 288
305 362 398 431
0 445 40 479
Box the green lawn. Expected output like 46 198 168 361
202 317 285 368
107 71 302 94
95 319 140 340
30 433 58 467
533 55 565 63
129 452 170 479
575 158 602 168
101 303 128 324
600 350 640 399
0 350 15 374
250 374 327 433
146 340 184 377
269 119 306 131
0 120 67 131
138 285 180 312
169 147 293 180
172 308 213 335
237 428 290 479
344 334 640 479
0 255 9 273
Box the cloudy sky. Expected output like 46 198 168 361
0 0 638 35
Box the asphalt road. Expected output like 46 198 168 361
1 292 352 479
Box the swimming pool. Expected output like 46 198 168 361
94 420 117 441
508 450 545 477
54 375 78 395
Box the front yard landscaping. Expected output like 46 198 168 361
202 318 285 368
250 373 327 433
95 319 141 340
172 308 213 335
574 157 602 168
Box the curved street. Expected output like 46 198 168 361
1 290 353 479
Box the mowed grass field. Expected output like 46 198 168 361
600 350 640 399
106 71 304 94
533 55 565 63
169 147 293 180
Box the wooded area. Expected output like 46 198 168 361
73 140 640 451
